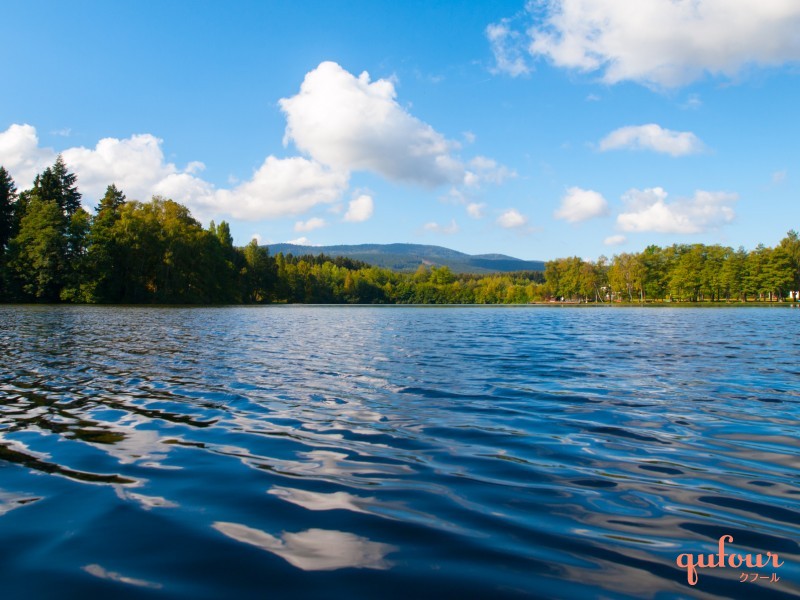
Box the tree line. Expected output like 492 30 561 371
1 159 798 304
543 236 800 303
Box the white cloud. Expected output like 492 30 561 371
249 233 264 245
0 124 56 188
486 20 531 77
682 94 703 110
208 156 348 220
286 237 318 246
466 202 486 219
617 187 737 234
63 134 190 202
464 156 516 187
772 170 787 184
294 217 326 232
599 124 704 156
279 61 464 187
554 187 609 222
0 123 351 221
524 0 800 88
3 63 512 224
438 187 464 205
462 131 476 144
344 194 374 223
604 234 627 246
496 209 528 229
423 219 459 234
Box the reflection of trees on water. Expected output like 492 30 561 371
0 375 217 484
0 442 134 484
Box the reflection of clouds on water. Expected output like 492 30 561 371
212 522 396 571
113 485 178 510
267 484 469 535
0 490 40 516
268 486 374 514
284 450 413 478
218 445 415 482
99 425 174 468
82 564 163 589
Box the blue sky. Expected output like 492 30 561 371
1 0 798 261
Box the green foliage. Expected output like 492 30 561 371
8 194 68 301
0 163 797 305
31 155 82 216
0 167 18 299
0 166 16 253
242 239 274 302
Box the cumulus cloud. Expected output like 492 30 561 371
207 157 348 220
524 0 800 87
599 124 704 156
2 62 510 223
279 61 465 187
486 19 531 77
0 124 349 220
604 234 627 246
464 156 516 187
344 194 374 222
64 134 187 201
496 209 528 229
617 187 737 234
423 219 459 234
466 202 486 219
554 187 608 222
0 124 56 188
286 237 318 246
294 217 326 232
0 125 206 205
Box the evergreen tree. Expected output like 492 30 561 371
0 167 17 299
30 156 82 217
0 166 17 253
88 185 127 302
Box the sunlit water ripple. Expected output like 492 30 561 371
0 305 798 599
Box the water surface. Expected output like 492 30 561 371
1 305 798 598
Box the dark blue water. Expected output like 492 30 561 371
1 305 798 599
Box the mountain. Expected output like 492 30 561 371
265 243 545 274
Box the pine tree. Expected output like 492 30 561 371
31 155 82 216
0 166 17 253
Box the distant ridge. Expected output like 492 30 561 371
266 243 545 274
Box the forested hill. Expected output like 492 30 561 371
267 243 545 274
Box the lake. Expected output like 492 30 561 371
0 305 798 599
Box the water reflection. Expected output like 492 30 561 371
1 305 799 598
213 522 396 571
268 485 375 514
0 438 135 484
113 485 179 510
0 489 40 516
82 564 163 589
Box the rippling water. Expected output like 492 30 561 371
1 305 799 599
